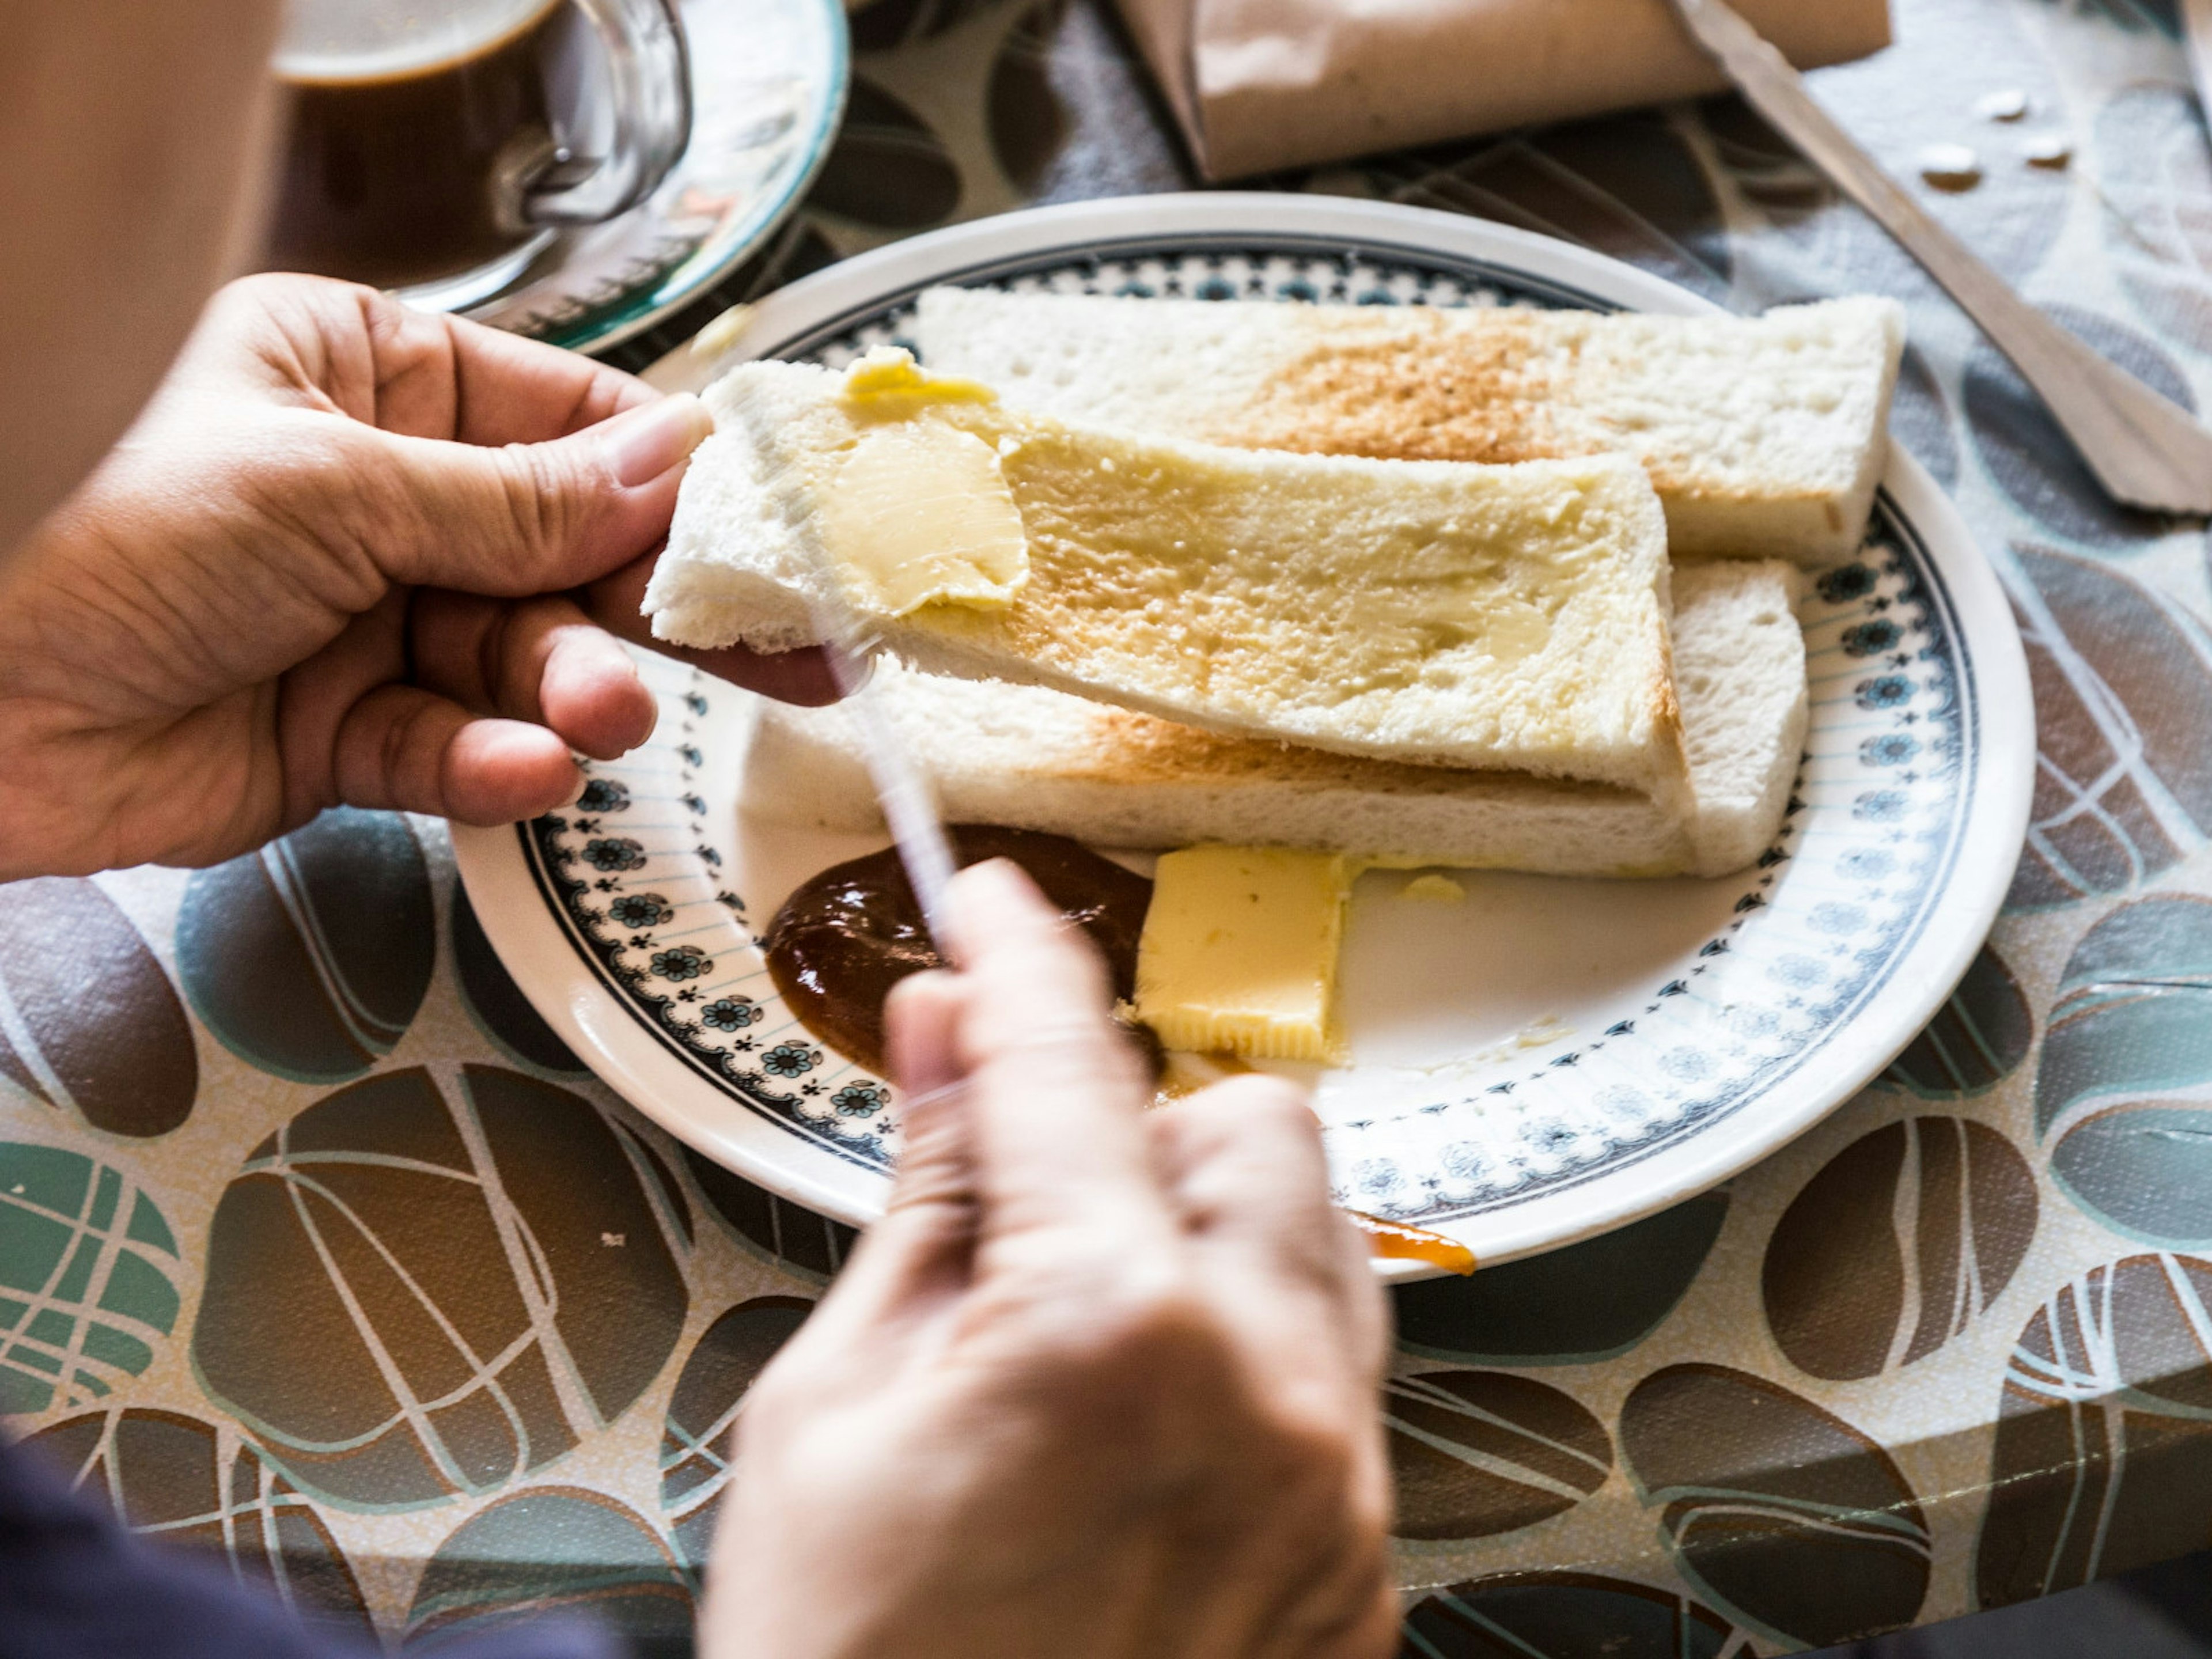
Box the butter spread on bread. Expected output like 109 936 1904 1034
913 289 1905 566
804 351 1032 614
741 559 1806 880
819 423 1031 615
648 347 1690 806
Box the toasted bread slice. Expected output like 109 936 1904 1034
744 559 1806 879
1669 557 1812 873
648 350 1691 805
912 288 1904 565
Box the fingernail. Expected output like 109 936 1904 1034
600 395 714 488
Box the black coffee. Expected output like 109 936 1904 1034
266 1 567 290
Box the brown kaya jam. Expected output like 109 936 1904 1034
763 826 1152 1075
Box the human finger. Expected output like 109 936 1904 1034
331 683 584 823
1150 1081 1392 1409
747 974 980 1359
412 306 660 444
884 970 979 1215
1152 1076 1376 1313
335 392 713 596
203 276 658 443
584 550 840 705
942 860 1171 1247
410 590 657 759
274 590 413 830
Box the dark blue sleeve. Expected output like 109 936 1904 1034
0 1437 629 1659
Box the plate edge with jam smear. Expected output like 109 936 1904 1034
452 194 2033 1282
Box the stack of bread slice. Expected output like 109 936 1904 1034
645 287 1904 880
914 288 1904 566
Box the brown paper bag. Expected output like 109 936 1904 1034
1116 0 1891 180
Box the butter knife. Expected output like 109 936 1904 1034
645 323 965 955
805 603 965 959
1665 0 2212 516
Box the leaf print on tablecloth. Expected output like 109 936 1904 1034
451 887 584 1074
192 1065 689 1509
2035 894 2212 1245
2094 84 2212 356
994 0 1193 204
1695 0 2065 295
2006 544 2212 909
1399 1570 1755 1658
1392 1191 1726 1366
683 1147 857 1281
1764 1117 2036 1381
1619 1364 1930 1648
989 0 1067 194
0 1142 179 1414
2072 0 2178 38
1353 110 1729 302
0 877 196 1137
1699 93 1824 217
23 1406 375 1642
1887 344 1959 491
1385 1370 1611 1541
662 1297 812 1573
176 808 433 1083
807 78 960 230
407 1487 693 1654
1965 309 2188 547
848 0 996 51
1883 945 2033 1094
1976 1252 2212 1608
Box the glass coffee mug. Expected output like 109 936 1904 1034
264 0 691 306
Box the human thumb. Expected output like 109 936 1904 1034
353 393 714 596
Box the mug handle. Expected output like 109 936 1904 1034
520 0 692 228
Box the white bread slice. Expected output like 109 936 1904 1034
647 351 1691 806
911 288 1905 566
1669 556 1811 873
744 559 1806 879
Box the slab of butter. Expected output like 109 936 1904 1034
1135 846 1354 1063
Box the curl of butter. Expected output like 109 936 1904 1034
1400 873 1468 904
841 343 998 410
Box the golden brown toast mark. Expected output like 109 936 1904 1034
1226 310 1575 465
1059 707 1646 800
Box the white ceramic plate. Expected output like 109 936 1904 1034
454 194 2035 1281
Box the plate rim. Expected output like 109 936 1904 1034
456 191 2036 1279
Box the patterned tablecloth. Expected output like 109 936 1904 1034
9 0 2212 1652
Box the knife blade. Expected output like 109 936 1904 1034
802 587 965 960
644 321 967 957
1665 0 2212 517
